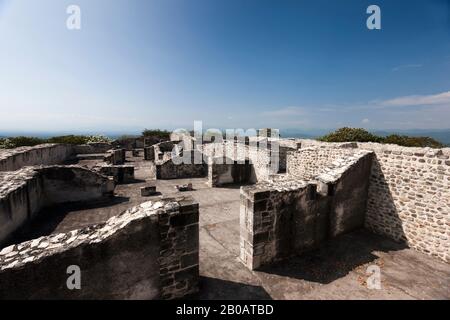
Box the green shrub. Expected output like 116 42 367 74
319 128 444 148
85 135 113 144
47 135 90 145
0 134 113 149
47 135 112 145
383 134 444 148
319 127 383 143
117 134 140 141
0 138 14 149
5 136 45 148
142 129 171 140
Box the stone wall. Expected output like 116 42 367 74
202 141 278 183
156 151 207 180
0 144 73 172
95 164 135 184
144 146 155 161
208 157 252 187
104 149 126 165
72 143 113 155
287 147 363 180
0 198 199 299
0 166 115 246
240 149 373 270
156 161 207 180
158 197 199 299
357 143 450 262
114 137 144 151
293 139 450 263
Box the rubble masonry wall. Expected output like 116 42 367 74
0 144 73 172
240 149 373 269
0 198 199 299
0 166 115 246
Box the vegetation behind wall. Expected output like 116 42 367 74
0 135 112 149
319 127 445 148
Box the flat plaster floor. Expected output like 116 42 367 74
13 154 450 300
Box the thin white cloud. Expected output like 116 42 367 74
379 91 450 107
392 64 423 72
261 106 306 117
362 118 370 124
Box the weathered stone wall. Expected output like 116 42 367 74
156 161 207 180
114 137 144 150
0 198 199 299
95 164 135 184
294 139 450 263
357 143 450 262
104 149 126 165
207 157 252 187
202 141 278 183
144 145 155 161
72 143 113 155
156 151 207 180
158 198 199 299
0 144 73 172
0 166 115 246
287 147 363 180
240 149 373 270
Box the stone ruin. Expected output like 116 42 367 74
0 142 199 299
0 130 448 299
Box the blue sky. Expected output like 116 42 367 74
0 0 449 134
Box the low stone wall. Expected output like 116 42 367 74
202 141 278 183
0 144 73 172
240 149 373 270
114 137 144 151
0 198 199 299
105 149 126 165
156 161 207 180
95 165 135 184
154 151 207 180
72 143 113 155
144 146 155 161
208 157 252 187
0 166 115 246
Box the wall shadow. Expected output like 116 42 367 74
258 229 407 284
7 196 130 246
194 276 272 300
256 154 410 284
366 156 407 243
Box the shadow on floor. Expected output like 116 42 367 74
196 276 272 300
258 229 408 284
7 196 130 246
125 178 147 184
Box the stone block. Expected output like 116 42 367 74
141 185 157 197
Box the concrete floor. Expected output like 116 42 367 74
14 153 450 300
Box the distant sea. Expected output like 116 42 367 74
1 129 449 146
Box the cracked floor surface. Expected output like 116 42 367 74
13 153 450 299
